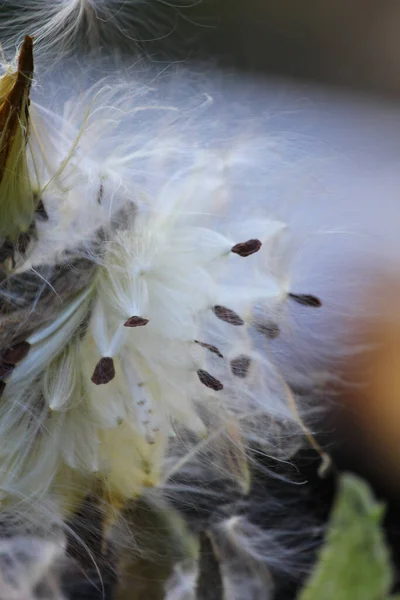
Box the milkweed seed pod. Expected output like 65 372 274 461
0 37 336 534
1 31 400 599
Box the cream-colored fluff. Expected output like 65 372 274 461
0 46 330 525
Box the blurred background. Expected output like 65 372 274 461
6 0 400 97
147 0 400 99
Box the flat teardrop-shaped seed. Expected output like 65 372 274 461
231 239 262 257
197 369 224 391
255 321 280 339
2 341 30 364
91 357 115 385
0 362 14 379
195 340 224 358
0 381 5 398
212 305 244 326
288 293 322 308
230 355 251 378
124 316 149 327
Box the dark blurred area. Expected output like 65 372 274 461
181 0 400 99
4 1 400 98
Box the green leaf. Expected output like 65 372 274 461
299 473 393 600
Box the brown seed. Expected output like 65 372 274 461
255 321 280 339
212 305 244 326
230 355 251 378
197 369 223 391
0 363 14 379
0 381 5 398
91 357 115 385
231 239 262 257
124 316 149 328
288 293 322 308
2 341 30 364
0 36 34 187
194 340 223 358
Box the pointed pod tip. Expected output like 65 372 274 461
18 35 34 77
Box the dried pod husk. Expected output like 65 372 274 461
0 36 35 246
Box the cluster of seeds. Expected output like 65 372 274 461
0 35 325 532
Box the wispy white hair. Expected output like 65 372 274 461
1 48 400 584
163 514 322 600
0 0 202 60
0 531 66 600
